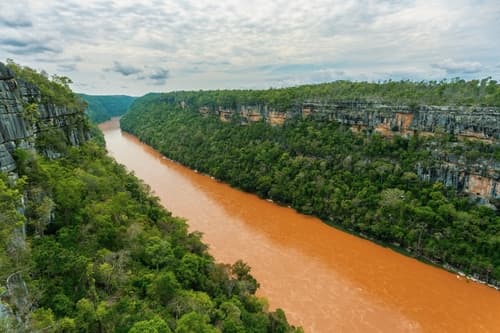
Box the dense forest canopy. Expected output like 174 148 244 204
79 94 136 123
121 93 500 285
137 78 500 110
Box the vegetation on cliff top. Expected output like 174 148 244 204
5 60 86 110
121 94 500 284
135 77 500 110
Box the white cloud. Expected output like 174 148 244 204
0 0 498 95
432 59 483 74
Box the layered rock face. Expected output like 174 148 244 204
302 102 500 201
0 62 88 172
196 101 499 202
199 101 499 140
301 101 499 141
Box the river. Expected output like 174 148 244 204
100 118 500 333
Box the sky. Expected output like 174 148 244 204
1 0 499 96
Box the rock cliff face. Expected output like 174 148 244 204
195 100 499 202
0 62 88 172
198 101 500 141
1 62 89 328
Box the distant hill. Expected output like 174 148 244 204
79 94 136 123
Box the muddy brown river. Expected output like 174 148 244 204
101 118 500 333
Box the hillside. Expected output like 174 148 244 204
121 89 500 286
79 94 136 123
0 62 300 332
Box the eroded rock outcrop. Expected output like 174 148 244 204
0 62 88 172
195 100 499 202
197 101 499 141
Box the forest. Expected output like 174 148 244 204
121 92 500 285
0 64 300 332
79 94 136 123
129 77 500 111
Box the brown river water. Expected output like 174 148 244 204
100 118 500 333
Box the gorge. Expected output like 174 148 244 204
102 117 500 333
2 1 499 332
2 59 499 332
1 62 299 332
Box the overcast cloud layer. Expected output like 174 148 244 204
1 0 499 95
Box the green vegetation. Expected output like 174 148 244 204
121 94 500 285
5 60 86 110
79 94 136 123
130 77 500 111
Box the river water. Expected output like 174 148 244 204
100 118 500 333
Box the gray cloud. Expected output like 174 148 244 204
1 0 497 95
105 61 143 76
136 67 170 85
35 55 83 64
1 37 61 55
149 68 169 82
0 17 32 28
431 59 483 74
57 63 77 72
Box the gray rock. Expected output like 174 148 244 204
0 61 88 173
196 99 499 202
0 63 14 80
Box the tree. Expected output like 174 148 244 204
175 312 218 333
144 236 175 271
148 271 181 305
130 317 172 333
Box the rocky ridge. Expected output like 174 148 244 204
0 62 88 173
198 101 499 140
195 101 499 202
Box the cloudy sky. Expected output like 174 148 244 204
1 0 499 96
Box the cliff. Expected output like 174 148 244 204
198 101 500 141
1 61 90 329
0 62 88 172
194 101 500 202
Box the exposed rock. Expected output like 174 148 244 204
0 61 89 172
196 100 499 202
0 301 13 330
1 62 90 330
198 101 500 140
0 63 14 80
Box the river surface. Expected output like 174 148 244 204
100 118 500 333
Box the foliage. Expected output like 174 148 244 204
0 139 300 332
5 59 86 110
0 174 27 275
126 77 500 111
79 94 136 123
121 96 500 284
21 103 39 123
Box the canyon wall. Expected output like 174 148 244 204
199 101 499 141
196 101 499 202
0 62 88 173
